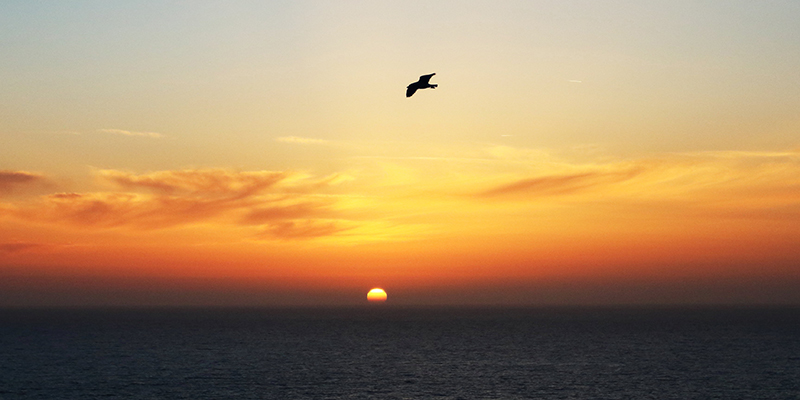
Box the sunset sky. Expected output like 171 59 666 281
2 1 800 306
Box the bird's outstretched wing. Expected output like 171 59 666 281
406 85 418 97
418 73 435 85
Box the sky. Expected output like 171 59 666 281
2 0 800 306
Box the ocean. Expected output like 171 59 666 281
1 307 798 399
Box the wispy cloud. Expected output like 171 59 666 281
4 147 800 245
0 170 46 195
98 129 162 138
276 136 329 145
4 169 353 237
98 169 289 196
262 220 353 240
477 168 643 198
242 202 334 225
467 147 800 224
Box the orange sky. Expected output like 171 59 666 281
2 2 800 306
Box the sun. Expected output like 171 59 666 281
367 288 387 303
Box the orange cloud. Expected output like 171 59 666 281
0 170 46 195
4 169 353 237
263 220 352 240
242 202 334 224
464 149 800 217
98 169 289 196
477 168 643 198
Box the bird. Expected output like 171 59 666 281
406 73 437 97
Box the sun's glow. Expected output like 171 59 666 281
367 288 387 302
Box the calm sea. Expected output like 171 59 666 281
1 307 798 399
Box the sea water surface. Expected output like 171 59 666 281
1 307 798 399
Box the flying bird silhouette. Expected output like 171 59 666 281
406 73 437 97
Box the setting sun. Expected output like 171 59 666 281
367 288 387 303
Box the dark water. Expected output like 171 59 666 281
1 307 798 399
